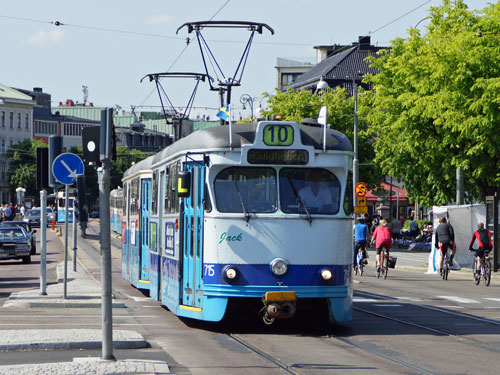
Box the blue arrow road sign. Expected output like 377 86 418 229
52 153 85 185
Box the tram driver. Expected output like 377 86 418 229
298 169 332 213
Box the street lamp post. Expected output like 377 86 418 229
240 94 256 121
353 81 359 205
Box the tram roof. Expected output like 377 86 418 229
124 122 352 178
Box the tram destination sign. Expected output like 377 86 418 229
247 149 308 165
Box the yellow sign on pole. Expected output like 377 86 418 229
354 206 368 214
357 197 367 207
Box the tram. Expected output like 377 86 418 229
110 188 123 235
120 121 354 324
56 189 75 223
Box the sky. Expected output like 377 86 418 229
0 0 493 119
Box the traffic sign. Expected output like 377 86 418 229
355 182 367 197
357 196 367 207
354 205 368 214
52 153 85 185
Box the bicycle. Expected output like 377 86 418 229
376 247 389 279
441 249 451 280
472 251 492 286
354 247 367 276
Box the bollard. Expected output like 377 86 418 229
52 219 56 231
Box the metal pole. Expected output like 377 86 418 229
72 198 77 272
353 82 359 205
63 184 69 299
99 160 115 360
389 176 393 220
456 167 464 205
40 190 47 295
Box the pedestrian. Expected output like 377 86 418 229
20 204 26 217
390 216 402 246
4 204 12 221
409 217 419 239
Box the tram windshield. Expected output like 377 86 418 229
280 168 341 215
214 167 277 213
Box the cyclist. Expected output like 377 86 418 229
435 217 455 276
468 222 492 276
371 219 392 272
353 218 369 267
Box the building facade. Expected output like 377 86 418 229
0 83 35 204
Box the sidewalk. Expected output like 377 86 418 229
0 227 170 374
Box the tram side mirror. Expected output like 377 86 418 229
177 171 191 198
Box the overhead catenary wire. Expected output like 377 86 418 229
368 0 432 35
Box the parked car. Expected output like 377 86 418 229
90 210 99 218
0 221 37 255
0 227 32 263
23 209 41 227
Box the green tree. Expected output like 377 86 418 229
262 88 381 187
366 0 500 206
6 139 47 202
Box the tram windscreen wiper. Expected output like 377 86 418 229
233 179 251 222
287 177 312 225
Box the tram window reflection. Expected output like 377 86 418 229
214 167 277 213
280 168 340 214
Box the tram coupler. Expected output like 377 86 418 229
261 291 297 324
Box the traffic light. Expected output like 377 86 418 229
36 147 49 190
76 175 88 223
82 126 100 164
48 136 62 188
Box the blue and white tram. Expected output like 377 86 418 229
121 121 354 324
110 188 123 235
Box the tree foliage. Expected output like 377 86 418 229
6 139 47 202
366 0 500 205
262 88 381 187
111 146 149 190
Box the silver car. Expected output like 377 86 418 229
0 227 31 264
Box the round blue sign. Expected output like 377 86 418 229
52 153 85 185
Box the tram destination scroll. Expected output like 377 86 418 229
247 149 308 165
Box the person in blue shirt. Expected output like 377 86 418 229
353 218 369 266
409 218 419 239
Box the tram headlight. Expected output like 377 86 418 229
270 258 288 276
320 268 333 281
223 266 238 282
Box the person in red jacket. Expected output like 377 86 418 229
469 222 492 276
371 219 392 272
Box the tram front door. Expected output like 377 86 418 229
182 163 205 308
141 178 151 283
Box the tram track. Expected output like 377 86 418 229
352 304 500 355
221 328 305 375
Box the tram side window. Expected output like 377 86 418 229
214 167 277 213
164 162 180 214
151 170 158 215
123 183 128 216
279 168 340 215
343 171 353 215
204 183 212 212
130 178 139 215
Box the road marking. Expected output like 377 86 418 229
437 296 480 304
373 304 402 307
484 298 500 303
396 297 423 302
127 296 152 302
441 305 464 309
353 297 378 302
